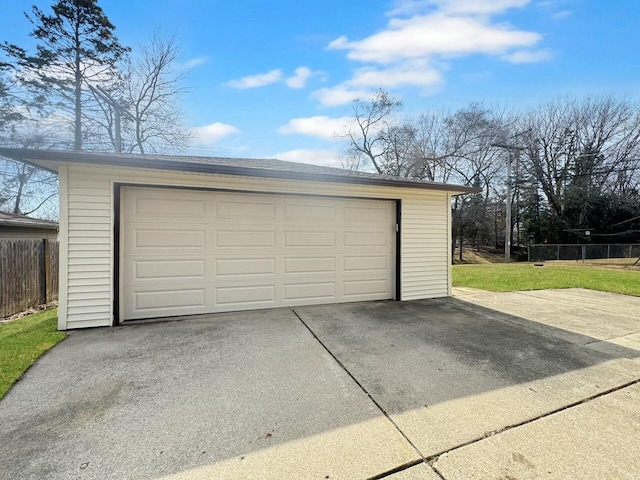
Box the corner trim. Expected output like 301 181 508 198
57 165 69 331
447 193 453 296
396 200 402 301
113 184 121 326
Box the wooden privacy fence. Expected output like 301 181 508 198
0 239 59 318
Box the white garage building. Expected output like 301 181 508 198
0 149 475 330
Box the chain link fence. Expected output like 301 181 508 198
528 243 640 264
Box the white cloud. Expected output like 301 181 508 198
312 86 375 107
183 57 208 69
226 69 283 89
329 13 541 64
349 61 443 88
502 49 553 63
278 116 352 139
192 122 239 146
286 67 313 89
273 149 342 168
311 62 443 107
226 67 320 90
317 0 547 107
552 10 573 19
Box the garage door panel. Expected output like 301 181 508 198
135 288 206 311
136 229 206 249
284 203 337 221
343 279 390 297
216 199 276 219
215 285 276 306
284 257 336 274
284 282 335 301
343 256 389 272
216 258 276 276
124 228 209 255
122 187 396 320
134 259 206 281
134 196 205 218
344 205 393 223
284 231 336 247
343 231 390 247
216 230 276 248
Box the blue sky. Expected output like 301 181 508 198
2 0 639 166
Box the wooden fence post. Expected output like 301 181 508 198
40 239 47 305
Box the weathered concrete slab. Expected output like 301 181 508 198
453 287 640 343
0 309 418 480
294 298 640 456
587 334 640 360
433 382 640 480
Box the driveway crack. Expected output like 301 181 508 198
427 376 640 470
290 307 427 471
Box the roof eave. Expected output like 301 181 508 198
0 148 480 194
0 220 58 229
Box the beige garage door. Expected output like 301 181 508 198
121 187 396 320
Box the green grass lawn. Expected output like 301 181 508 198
453 263 640 296
0 308 65 400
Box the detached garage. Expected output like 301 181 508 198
0 149 475 330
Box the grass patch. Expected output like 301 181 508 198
0 308 65 400
453 263 640 296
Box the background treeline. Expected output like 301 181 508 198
343 91 640 254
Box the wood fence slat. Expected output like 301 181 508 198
0 239 60 317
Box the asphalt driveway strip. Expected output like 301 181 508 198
1 291 640 479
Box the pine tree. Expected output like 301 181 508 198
3 0 129 150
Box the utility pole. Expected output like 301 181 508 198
492 142 525 263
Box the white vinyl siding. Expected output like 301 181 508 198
401 194 450 300
63 168 113 329
59 163 453 330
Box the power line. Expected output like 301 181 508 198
610 215 640 227
553 165 640 180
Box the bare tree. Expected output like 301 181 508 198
342 89 403 173
406 113 456 182
377 122 416 176
120 34 191 154
520 96 640 221
441 105 509 258
0 121 61 219
0 72 25 137
341 92 640 249
0 160 57 218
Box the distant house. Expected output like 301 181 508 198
0 211 58 241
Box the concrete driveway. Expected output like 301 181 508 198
2 290 640 479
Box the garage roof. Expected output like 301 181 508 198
0 211 58 230
0 148 478 194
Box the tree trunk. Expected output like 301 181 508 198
458 217 464 262
451 197 459 263
12 165 27 214
74 19 82 151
